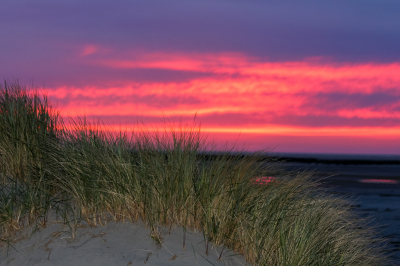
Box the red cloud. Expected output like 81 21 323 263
44 51 400 153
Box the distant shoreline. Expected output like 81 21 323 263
179 151 400 165
268 156 400 165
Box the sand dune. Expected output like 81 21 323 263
0 218 249 266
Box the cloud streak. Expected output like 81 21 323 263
41 51 400 153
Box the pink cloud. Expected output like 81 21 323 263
43 51 400 153
81 44 98 56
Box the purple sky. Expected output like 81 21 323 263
1 1 400 154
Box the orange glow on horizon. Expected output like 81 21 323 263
58 123 400 138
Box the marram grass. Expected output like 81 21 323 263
0 81 395 265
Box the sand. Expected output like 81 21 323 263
0 217 250 266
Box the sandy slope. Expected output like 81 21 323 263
0 219 249 266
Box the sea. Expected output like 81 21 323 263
266 152 400 264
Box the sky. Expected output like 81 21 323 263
1 0 400 155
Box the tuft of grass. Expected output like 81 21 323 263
0 80 395 265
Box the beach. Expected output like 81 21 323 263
2 159 399 265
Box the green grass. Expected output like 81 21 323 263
0 80 394 265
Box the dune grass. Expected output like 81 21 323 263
0 81 394 265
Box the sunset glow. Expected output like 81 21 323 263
251 177 276 185
2 1 400 154
359 179 399 184
39 51 400 154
